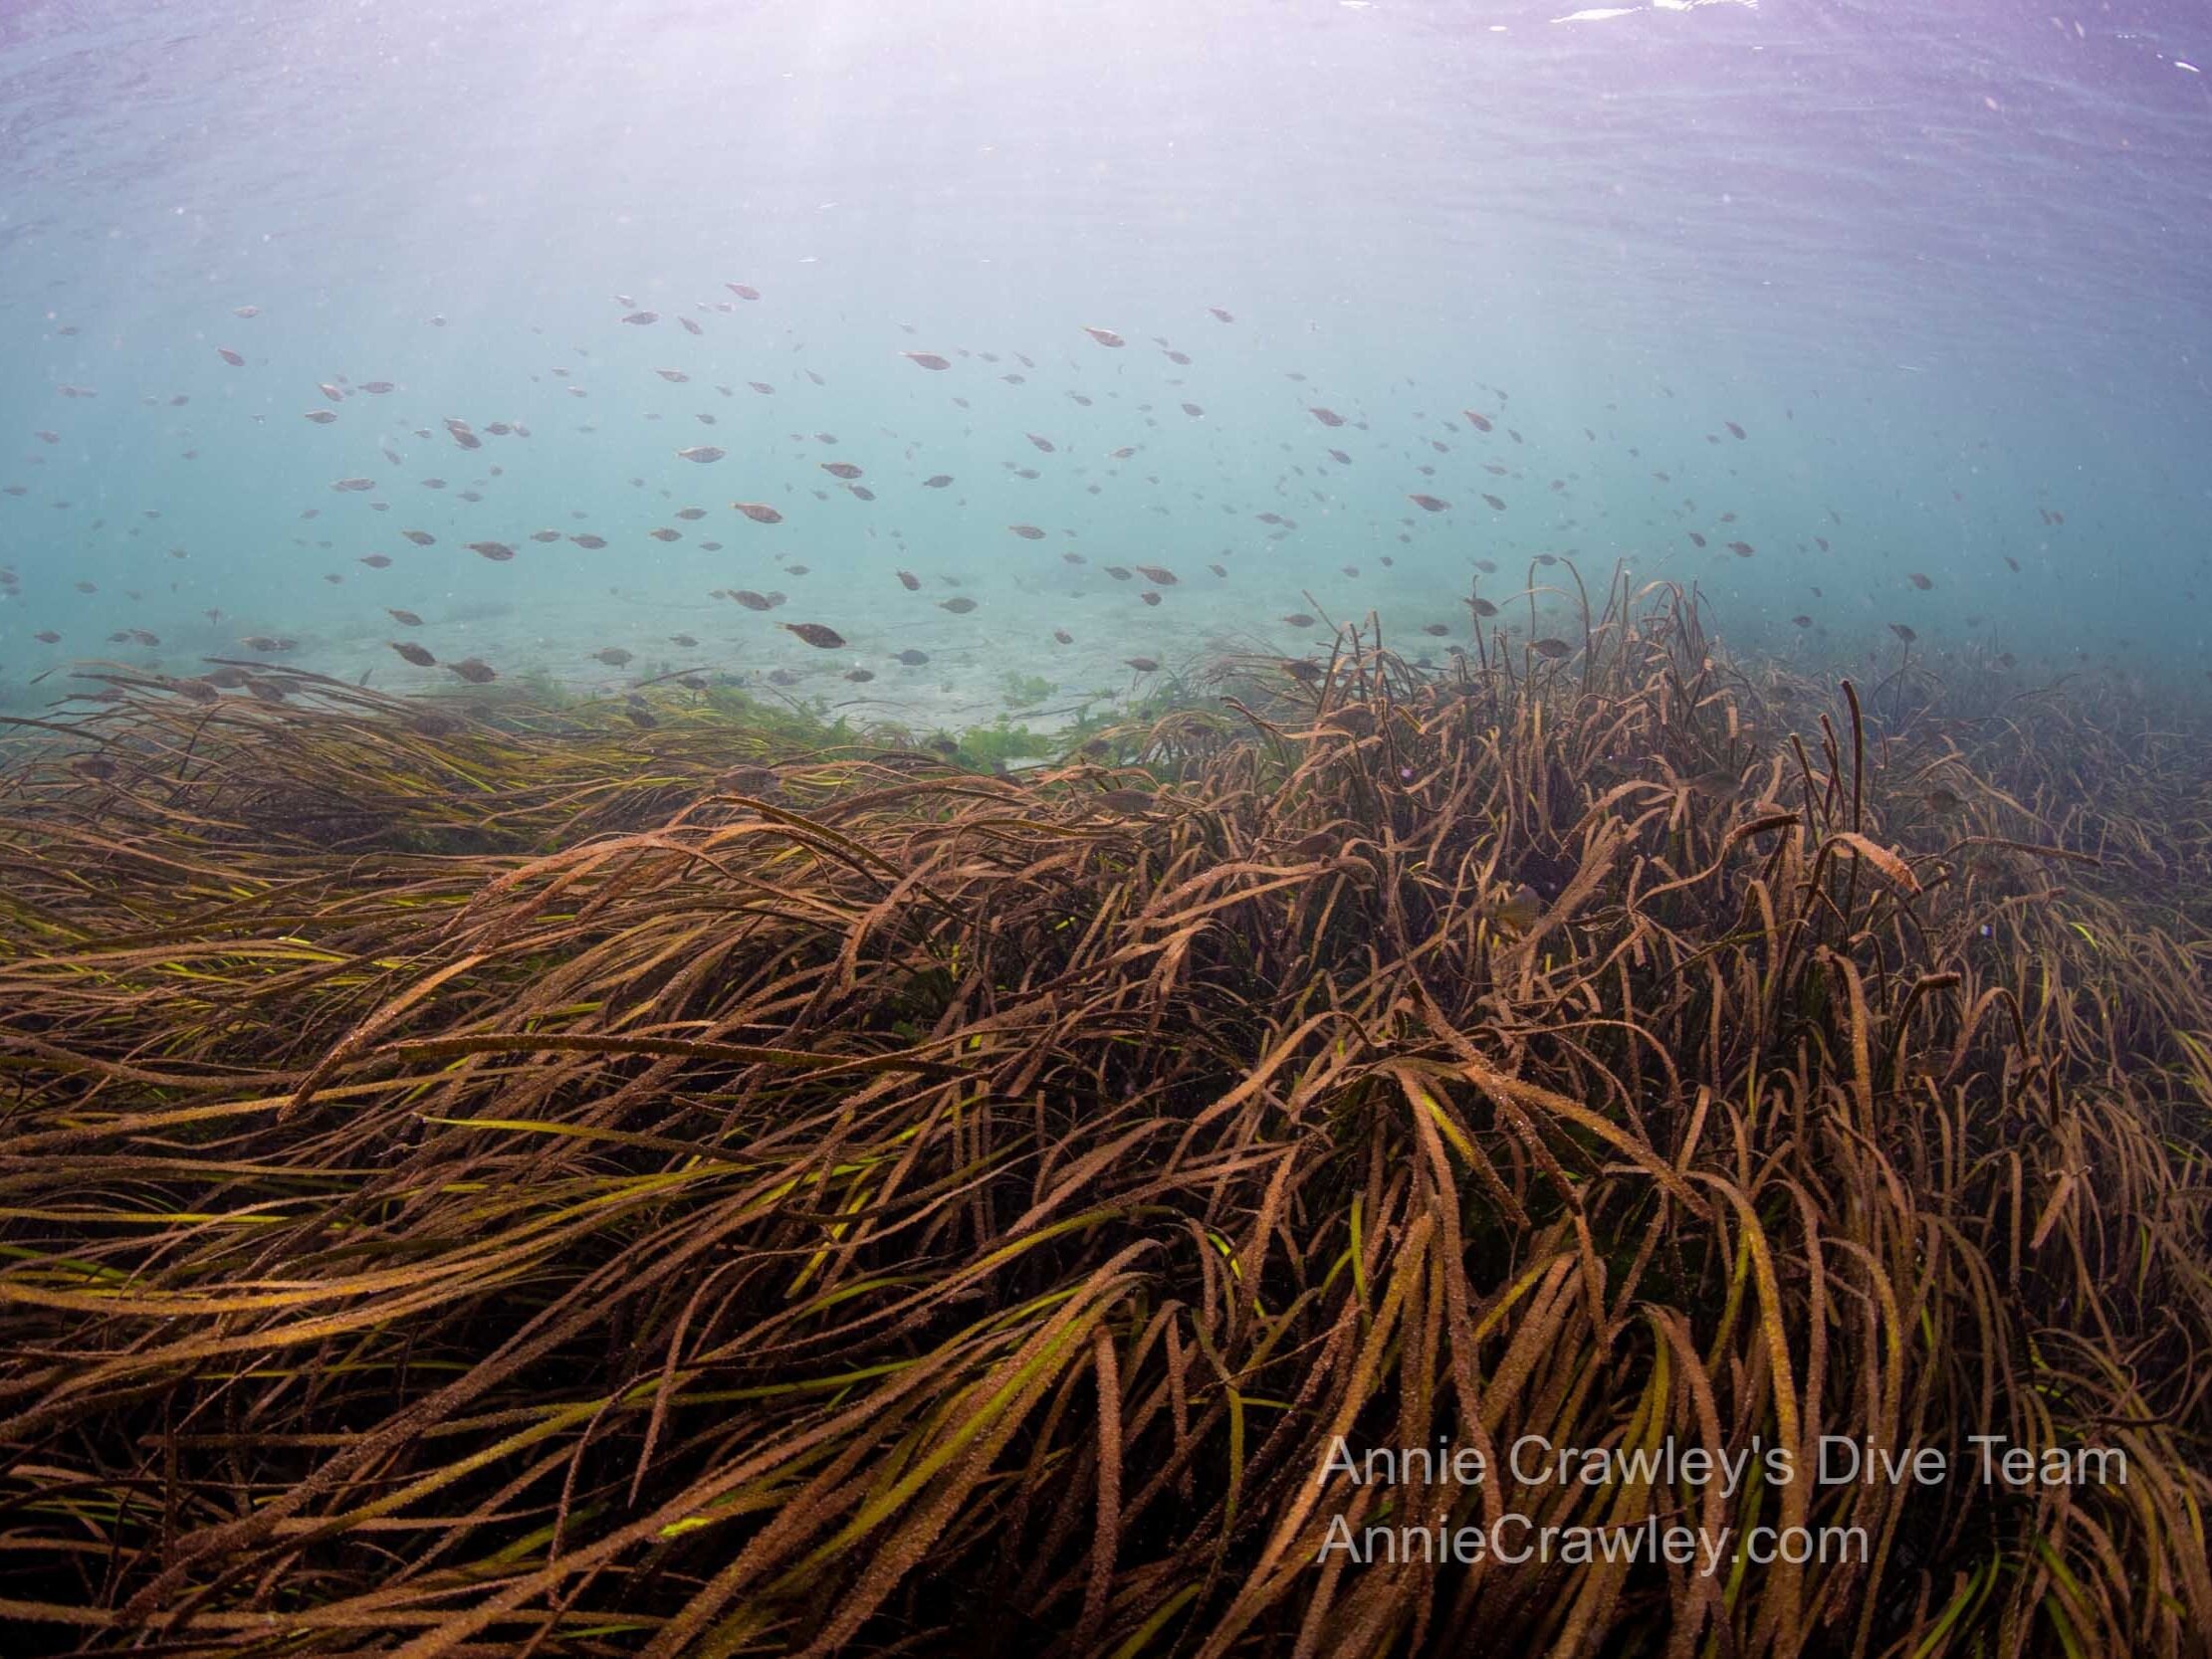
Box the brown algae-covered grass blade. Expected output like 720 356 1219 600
1825 830 1923 895
280 951 490 1121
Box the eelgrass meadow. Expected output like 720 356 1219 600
2 575 2208 1656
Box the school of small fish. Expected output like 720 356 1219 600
0 287 2091 722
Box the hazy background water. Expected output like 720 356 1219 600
3 0 2209 721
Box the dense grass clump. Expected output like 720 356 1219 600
2 578 2208 1656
